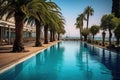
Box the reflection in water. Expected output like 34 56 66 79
101 49 106 64
35 42 65 80
76 42 84 70
76 42 93 80
0 61 24 80
76 42 120 80
84 43 93 80
83 43 120 80
101 49 120 80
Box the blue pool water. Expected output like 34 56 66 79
0 41 120 80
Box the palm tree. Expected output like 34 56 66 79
44 24 49 44
35 19 43 46
90 25 100 44
25 18 43 47
49 21 65 41
75 13 85 40
33 0 53 46
57 21 65 40
25 0 58 46
52 14 65 41
43 3 64 44
49 23 57 42
0 0 40 52
36 0 61 44
25 0 63 44
84 6 94 29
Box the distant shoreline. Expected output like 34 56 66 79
62 36 116 41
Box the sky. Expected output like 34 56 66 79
53 0 112 37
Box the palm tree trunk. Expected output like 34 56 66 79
86 14 89 29
35 19 42 47
58 33 60 40
116 38 119 46
44 25 48 44
109 29 112 47
53 31 55 41
80 28 82 40
102 31 106 46
50 29 53 42
13 12 25 52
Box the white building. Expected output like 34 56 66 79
0 15 36 45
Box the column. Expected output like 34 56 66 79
11 29 14 44
5 27 8 40
8 25 11 44
26 29 28 38
3 27 5 39
2 27 4 40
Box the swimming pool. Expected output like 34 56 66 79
0 41 120 80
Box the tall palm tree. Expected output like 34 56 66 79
33 0 53 46
90 25 100 44
50 14 65 41
49 26 57 42
44 24 49 44
35 19 43 46
46 15 64 42
56 19 65 40
0 0 40 52
84 6 94 29
43 3 62 44
25 0 56 46
75 13 85 40
24 0 62 45
43 3 64 44
25 16 44 47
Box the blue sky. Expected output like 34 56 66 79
53 0 112 37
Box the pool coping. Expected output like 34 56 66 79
0 41 60 74
82 41 120 55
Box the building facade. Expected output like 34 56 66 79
0 16 36 45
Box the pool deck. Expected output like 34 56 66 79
0 41 59 73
